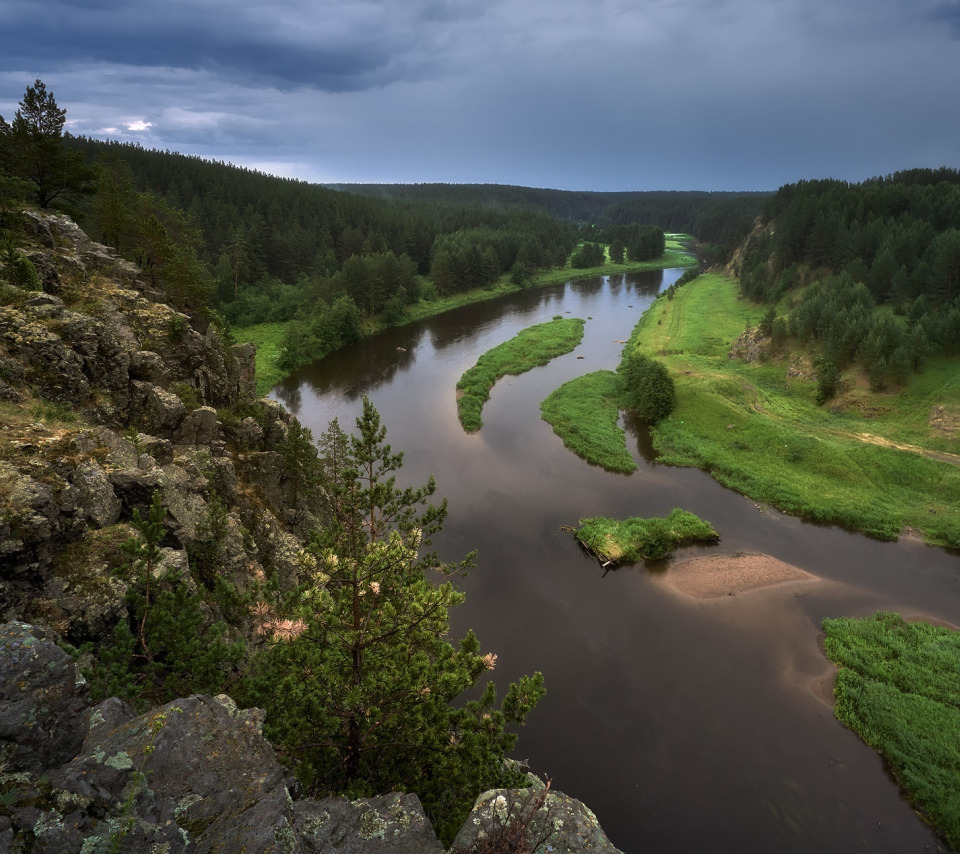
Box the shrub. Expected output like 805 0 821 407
619 350 676 423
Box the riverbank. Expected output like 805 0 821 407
235 238 697 395
630 273 960 547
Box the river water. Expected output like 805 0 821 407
273 270 958 853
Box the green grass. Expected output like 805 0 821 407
626 273 960 546
230 322 287 396
539 370 636 473
823 612 960 849
572 508 719 563
233 246 696 395
457 317 586 431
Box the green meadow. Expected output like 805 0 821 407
540 371 635 473
629 274 960 546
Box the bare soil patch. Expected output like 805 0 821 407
930 404 960 440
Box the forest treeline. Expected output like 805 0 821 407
68 137 578 321
737 168 960 394
330 182 767 261
54 137 760 376
5 81 759 380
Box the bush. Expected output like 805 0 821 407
814 356 840 404
619 350 676 423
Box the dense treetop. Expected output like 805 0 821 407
737 168 960 396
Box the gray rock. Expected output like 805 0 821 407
230 341 257 397
54 694 298 854
83 696 137 749
20 211 57 247
237 415 265 449
206 456 238 505
108 467 164 516
173 406 220 447
0 622 90 773
25 250 61 294
450 785 623 854
25 293 64 309
139 383 187 435
129 348 168 383
70 459 122 528
139 434 174 466
294 792 444 853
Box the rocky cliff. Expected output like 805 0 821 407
0 214 620 853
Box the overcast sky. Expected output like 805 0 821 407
2 0 958 192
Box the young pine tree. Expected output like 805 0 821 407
242 398 545 842
86 491 245 708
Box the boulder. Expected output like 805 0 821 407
173 406 221 447
129 349 168 383
293 792 443 853
70 459 122 528
0 622 91 773
53 693 293 853
450 783 623 854
135 382 187 436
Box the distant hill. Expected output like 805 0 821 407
329 182 769 253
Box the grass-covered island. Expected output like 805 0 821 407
569 509 719 564
457 316 585 431
540 371 636 473
822 612 960 849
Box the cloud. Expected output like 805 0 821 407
2 0 959 190
0 0 482 92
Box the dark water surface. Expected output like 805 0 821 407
274 270 958 853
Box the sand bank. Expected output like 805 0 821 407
666 552 815 599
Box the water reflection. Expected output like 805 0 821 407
274 268 957 854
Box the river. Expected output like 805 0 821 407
272 269 958 853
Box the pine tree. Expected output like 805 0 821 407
86 491 245 708
0 79 92 209
242 399 545 842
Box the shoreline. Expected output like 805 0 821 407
237 249 697 395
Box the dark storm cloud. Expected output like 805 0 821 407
1 0 958 190
0 0 475 92
929 0 960 32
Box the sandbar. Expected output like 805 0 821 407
666 552 815 599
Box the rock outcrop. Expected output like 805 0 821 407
0 214 622 853
0 215 324 641
0 621 618 853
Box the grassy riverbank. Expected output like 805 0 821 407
540 371 636 473
823 612 960 848
457 317 585 431
630 273 960 546
571 509 719 563
235 243 697 396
